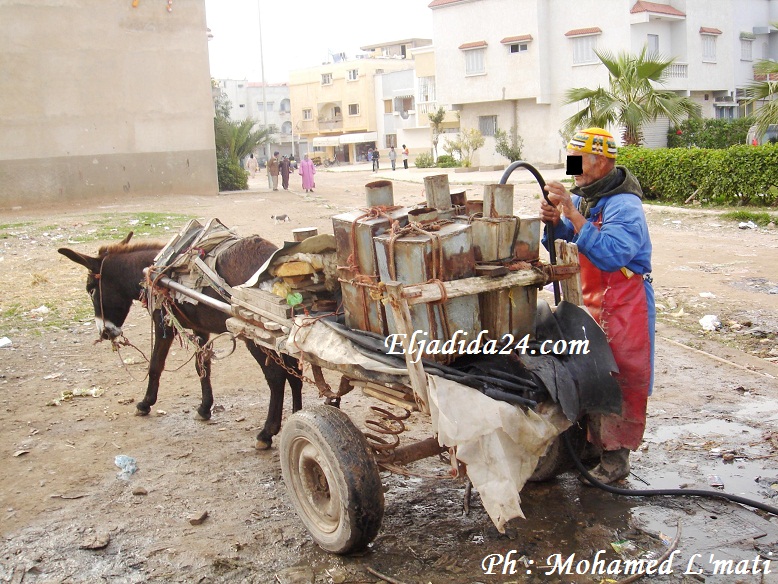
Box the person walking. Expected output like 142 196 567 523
402 144 409 169
246 153 258 178
388 146 397 171
267 151 280 191
372 148 380 171
540 127 654 485
279 155 291 190
299 154 316 193
367 148 374 168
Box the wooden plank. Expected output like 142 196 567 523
402 268 546 306
554 241 583 306
232 287 288 305
232 297 293 326
384 281 430 414
362 386 419 411
350 380 413 401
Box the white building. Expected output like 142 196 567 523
428 0 778 165
215 80 299 159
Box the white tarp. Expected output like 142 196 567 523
288 316 570 532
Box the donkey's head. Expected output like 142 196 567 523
58 232 151 340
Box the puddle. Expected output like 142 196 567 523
647 418 761 443
734 399 778 422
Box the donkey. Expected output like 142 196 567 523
58 232 302 450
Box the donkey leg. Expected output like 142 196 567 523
137 313 174 416
193 332 214 421
245 342 287 450
284 354 303 412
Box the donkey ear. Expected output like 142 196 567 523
58 248 102 273
119 232 134 245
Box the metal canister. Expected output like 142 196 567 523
374 223 480 362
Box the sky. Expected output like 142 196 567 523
204 0 434 83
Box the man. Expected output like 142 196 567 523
279 155 291 190
267 151 280 191
388 146 397 170
402 144 409 169
540 127 655 485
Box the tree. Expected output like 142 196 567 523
563 47 701 145
745 59 778 138
212 79 232 121
428 106 446 161
214 117 276 163
494 126 524 162
442 128 485 167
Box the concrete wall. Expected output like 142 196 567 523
0 0 217 210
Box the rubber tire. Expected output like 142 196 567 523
279 405 384 554
528 424 587 482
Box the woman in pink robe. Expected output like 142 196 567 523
299 154 316 192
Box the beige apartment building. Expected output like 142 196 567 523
289 52 418 163
0 0 217 210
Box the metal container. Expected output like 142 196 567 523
471 216 519 262
423 174 452 210
332 204 408 335
408 207 438 225
374 223 480 362
465 200 483 216
480 285 537 341
450 191 467 206
483 184 514 217
365 180 394 207
292 227 317 242
514 218 541 261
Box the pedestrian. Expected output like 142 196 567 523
372 148 380 171
402 144 409 169
540 127 654 485
367 147 374 167
279 155 291 190
246 153 258 178
388 146 397 170
299 153 316 192
267 151 280 191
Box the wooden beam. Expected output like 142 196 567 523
554 241 583 306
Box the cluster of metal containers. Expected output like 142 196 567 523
332 176 541 362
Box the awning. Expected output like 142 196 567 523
311 136 341 147
339 132 377 144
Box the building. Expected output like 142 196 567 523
288 43 426 163
428 0 778 165
0 0 217 209
215 80 298 160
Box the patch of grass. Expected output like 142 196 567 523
720 210 778 227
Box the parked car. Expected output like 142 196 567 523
747 124 778 145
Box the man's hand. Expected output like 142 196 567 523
542 181 586 233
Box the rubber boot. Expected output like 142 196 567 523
580 448 630 485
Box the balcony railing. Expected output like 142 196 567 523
416 101 437 115
317 116 343 130
666 63 688 79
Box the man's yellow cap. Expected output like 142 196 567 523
567 127 618 159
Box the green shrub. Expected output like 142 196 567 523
217 157 248 191
667 118 752 149
619 145 778 206
436 154 459 168
414 152 435 168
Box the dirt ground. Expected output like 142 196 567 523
1 167 778 584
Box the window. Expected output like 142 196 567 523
394 96 414 113
478 115 497 137
302 108 312 120
464 48 486 75
418 76 436 102
509 43 528 53
348 103 360 116
572 35 598 64
279 98 290 112
647 34 659 54
385 134 397 148
384 100 393 114
281 121 292 134
321 73 332 85
347 69 359 81
257 101 273 112
741 39 753 61
702 35 717 62
239 104 245 108
716 106 735 119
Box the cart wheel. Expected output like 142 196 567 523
528 424 587 482
279 405 384 554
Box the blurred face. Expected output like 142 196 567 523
567 150 613 188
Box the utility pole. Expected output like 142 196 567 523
257 0 269 162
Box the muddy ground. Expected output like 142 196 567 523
1 167 778 584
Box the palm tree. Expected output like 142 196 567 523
428 106 446 161
563 47 701 145
214 117 276 163
745 59 778 138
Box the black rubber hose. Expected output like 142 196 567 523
499 160 561 304
563 433 778 516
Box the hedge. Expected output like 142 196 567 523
618 145 778 206
667 118 752 149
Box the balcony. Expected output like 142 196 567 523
317 115 343 130
666 63 688 79
416 101 437 115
